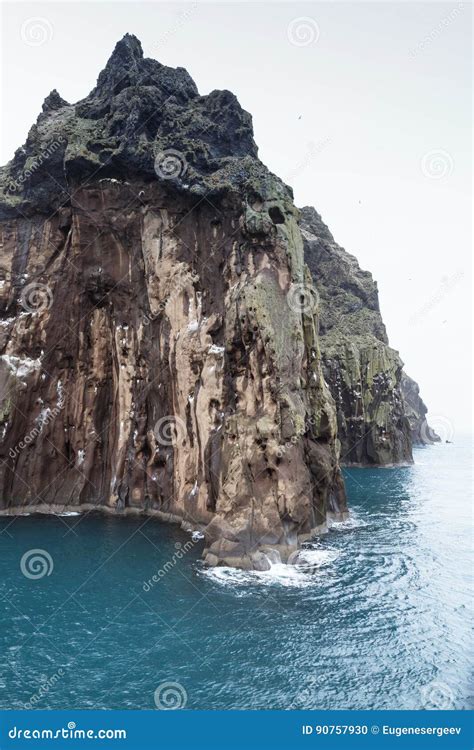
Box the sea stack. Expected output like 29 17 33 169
0 35 348 570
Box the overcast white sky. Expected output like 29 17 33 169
1 1 472 435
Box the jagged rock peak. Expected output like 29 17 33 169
0 34 269 218
42 89 70 113
90 33 198 101
92 33 144 92
109 33 144 63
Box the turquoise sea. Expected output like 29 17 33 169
0 440 472 710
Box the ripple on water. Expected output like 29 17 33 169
0 441 470 710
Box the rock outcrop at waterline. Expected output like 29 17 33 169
300 206 435 464
400 373 440 445
0 35 347 570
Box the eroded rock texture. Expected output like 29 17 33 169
0 35 347 569
401 373 440 445
300 206 432 465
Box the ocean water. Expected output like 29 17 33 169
0 441 472 711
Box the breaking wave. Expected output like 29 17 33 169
199 547 340 590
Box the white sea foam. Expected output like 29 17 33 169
327 511 367 531
200 547 340 590
20 510 82 517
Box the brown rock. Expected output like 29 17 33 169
0 37 347 569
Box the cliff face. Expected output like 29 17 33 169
401 373 440 445
0 36 347 569
300 206 419 466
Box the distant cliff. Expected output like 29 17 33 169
300 206 436 465
401 373 440 445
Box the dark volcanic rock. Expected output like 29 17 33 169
0 34 262 219
0 36 347 569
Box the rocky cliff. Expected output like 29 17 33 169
400 373 440 445
0 35 347 569
300 206 433 465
